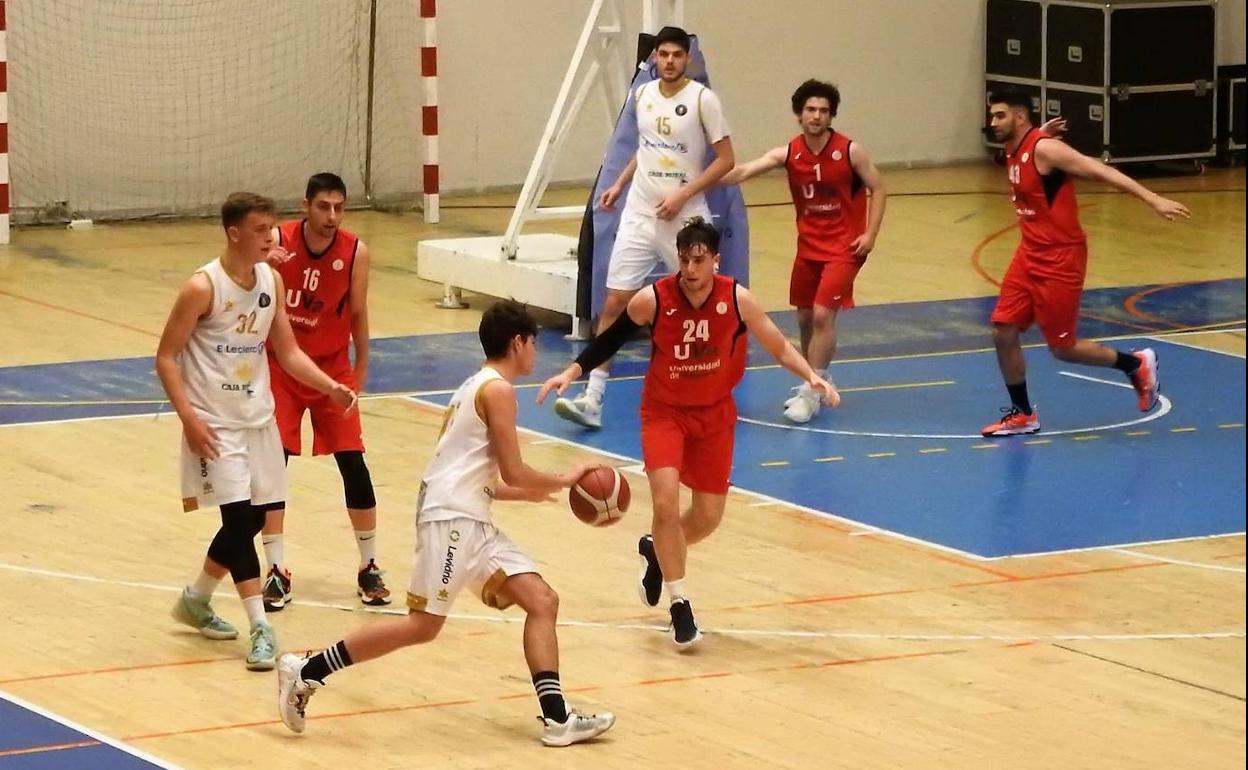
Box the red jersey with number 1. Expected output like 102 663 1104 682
1007 128 1086 251
274 220 360 358
642 274 747 408
786 131 867 262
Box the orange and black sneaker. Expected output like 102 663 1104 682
262 565 293 613
357 560 392 606
1128 348 1160 412
981 406 1040 437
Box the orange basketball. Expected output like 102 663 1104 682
569 465 630 527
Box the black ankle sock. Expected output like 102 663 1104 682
1112 351 1140 375
532 670 568 722
301 640 353 684
1006 382 1032 415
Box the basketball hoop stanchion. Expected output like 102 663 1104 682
1 0 11 245
416 1 685 325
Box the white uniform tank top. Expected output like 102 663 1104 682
178 258 278 429
417 367 504 524
625 78 730 216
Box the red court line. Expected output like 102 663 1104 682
0 655 237 685
968 223 1017 288
857 533 1021 580
0 740 101 759
0 288 159 338
1123 283 1190 329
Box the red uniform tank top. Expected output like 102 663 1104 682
786 131 867 262
274 219 360 358
643 274 747 407
1006 128 1086 250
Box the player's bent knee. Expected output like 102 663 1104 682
334 451 376 510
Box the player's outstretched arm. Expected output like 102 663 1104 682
536 289 658 404
267 270 358 413
154 273 221 459
481 379 589 497
1036 138 1191 221
719 145 787 186
600 156 637 211
736 284 841 408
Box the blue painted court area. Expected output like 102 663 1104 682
0 691 177 769
418 336 1245 559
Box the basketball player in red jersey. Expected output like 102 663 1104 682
261 173 390 609
720 80 886 423
981 93 1190 437
538 218 839 649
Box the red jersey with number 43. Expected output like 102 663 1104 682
1006 128 1086 250
786 131 867 262
643 274 747 408
274 220 361 358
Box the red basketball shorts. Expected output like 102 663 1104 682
990 244 1088 349
789 255 864 310
269 349 364 455
640 397 736 495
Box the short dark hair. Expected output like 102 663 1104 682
306 172 347 201
988 90 1035 113
654 25 690 52
791 79 841 117
479 300 538 360
676 216 720 254
221 192 276 230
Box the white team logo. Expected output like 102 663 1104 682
831 150 843 161
332 259 345 271
715 301 728 315
1022 152 1030 163
665 308 678 316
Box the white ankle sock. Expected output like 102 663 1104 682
355 529 377 569
586 369 608 402
665 578 688 603
262 534 284 571
189 570 222 600
242 595 266 627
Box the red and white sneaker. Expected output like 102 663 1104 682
981 406 1040 437
1128 348 1160 412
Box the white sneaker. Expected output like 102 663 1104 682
277 653 322 733
540 707 617 747
782 386 821 424
782 385 803 408
554 392 603 430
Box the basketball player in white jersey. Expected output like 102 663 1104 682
156 192 357 671
556 25 734 429
277 301 616 747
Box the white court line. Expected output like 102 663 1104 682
1058 370 1134 390
0 561 1238 644
1112 548 1247 574
982 531 1247 561
0 688 185 769
1149 334 1246 359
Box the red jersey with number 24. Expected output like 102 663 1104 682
274 220 360 358
643 274 747 408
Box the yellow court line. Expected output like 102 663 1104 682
760 460 790 468
837 379 955 394
1170 427 1198 433
0 399 170 406
971 443 998 450
812 456 844 463
866 452 896 459
1125 430 1151 436
1218 423 1244 429
1072 435 1101 441
918 447 947 454
1024 438 1051 445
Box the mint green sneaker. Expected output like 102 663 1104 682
171 588 238 640
246 622 277 671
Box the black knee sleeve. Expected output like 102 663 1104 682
206 500 264 583
334 451 377 510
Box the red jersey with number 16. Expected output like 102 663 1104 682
274 220 361 358
642 274 747 408
1006 128 1086 251
786 131 867 262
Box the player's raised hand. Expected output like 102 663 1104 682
329 382 359 414
810 374 841 409
182 415 221 461
536 367 578 405
1040 116 1069 136
265 246 294 266
1150 195 1191 221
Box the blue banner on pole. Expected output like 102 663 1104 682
580 35 749 321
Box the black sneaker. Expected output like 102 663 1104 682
357 560 392 606
637 535 663 607
669 599 703 650
262 565 293 613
